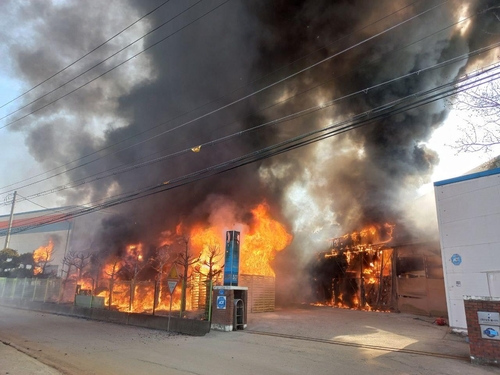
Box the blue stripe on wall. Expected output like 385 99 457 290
434 167 500 187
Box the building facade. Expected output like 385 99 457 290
435 167 500 331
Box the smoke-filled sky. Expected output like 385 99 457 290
0 0 499 256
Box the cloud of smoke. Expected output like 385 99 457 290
2 1 499 287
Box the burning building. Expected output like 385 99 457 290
0 207 73 276
0 1 498 317
308 224 447 316
311 224 395 310
0 207 115 277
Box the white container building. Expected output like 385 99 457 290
434 167 500 332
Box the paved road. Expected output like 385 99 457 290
247 306 470 358
0 341 61 375
0 306 497 375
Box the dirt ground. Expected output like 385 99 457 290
0 305 498 375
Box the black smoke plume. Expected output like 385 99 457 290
2 1 499 295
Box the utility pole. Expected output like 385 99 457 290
4 191 17 250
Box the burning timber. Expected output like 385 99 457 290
309 225 447 316
56 202 290 316
310 225 395 311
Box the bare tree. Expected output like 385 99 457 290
151 244 172 313
59 251 78 302
61 251 78 281
198 242 223 283
176 236 200 315
33 244 54 276
85 252 104 294
104 256 122 310
70 252 93 280
451 73 500 153
120 247 145 312
61 251 92 280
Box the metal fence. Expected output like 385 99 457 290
0 277 212 319
0 277 73 303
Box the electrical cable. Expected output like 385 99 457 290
2 2 496 226
0 0 230 129
15 193 51 211
6 1 500 214
0 0 447 129
6 63 498 235
0 0 459 196
0 0 425 192
4 39 499 204
0 0 173 110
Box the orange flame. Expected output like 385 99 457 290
188 202 293 277
96 202 292 313
322 224 394 311
190 225 222 253
125 244 143 260
33 239 54 275
190 225 224 279
240 203 292 276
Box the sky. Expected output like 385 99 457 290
0 0 498 250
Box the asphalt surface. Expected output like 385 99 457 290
0 341 61 375
0 304 498 375
247 306 469 359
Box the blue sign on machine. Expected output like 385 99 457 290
451 254 462 266
216 296 227 310
224 231 240 286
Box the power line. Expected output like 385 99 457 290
0 0 173 110
6 63 499 235
15 193 50 210
0 0 453 195
5 2 497 230
0 0 230 129
7 40 499 205
0 0 425 194
1 3 487 204
0 193 75 234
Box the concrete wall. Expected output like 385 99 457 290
0 298 210 336
75 295 106 309
434 168 500 331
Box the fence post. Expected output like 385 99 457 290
58 280 65 304
43 279 49 303
56 280 61 304
1 279 6 298
11 278 18 298
21 278 27 299
32 279 37 301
